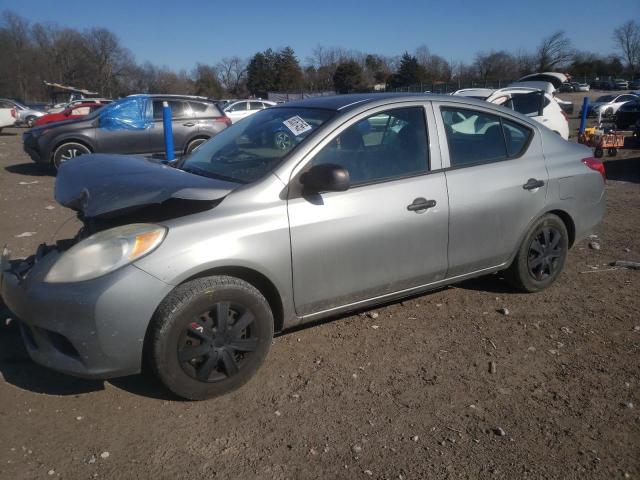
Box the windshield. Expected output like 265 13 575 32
180 107 335 184
596 95 615 103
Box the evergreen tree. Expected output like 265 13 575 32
388 52 427 88
274 46 303 92
333 60 366 93
246 48 277 97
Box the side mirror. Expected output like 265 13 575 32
300 163 350 192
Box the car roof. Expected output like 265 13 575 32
272 93 474 112
129 94 213 101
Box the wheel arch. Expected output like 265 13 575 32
180 266 285 334
546 209 576 247
49 137 94 163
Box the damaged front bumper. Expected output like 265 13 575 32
0 245 173 379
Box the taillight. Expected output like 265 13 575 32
10 107 16 118
216 116 232 127
582 157 606 181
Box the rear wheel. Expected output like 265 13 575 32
52 142 91 170
185 137 207 155
504 214 568 293
594 147 604 158
149 276 273 400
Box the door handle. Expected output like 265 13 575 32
523 178 545 190
407 197 436 212
183 122 195 127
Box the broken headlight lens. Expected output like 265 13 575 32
44 224 166 283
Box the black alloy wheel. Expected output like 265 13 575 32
527 226 563 281
178 302 258 382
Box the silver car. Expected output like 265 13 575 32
1 94 606 400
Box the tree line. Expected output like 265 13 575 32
1 10 638 102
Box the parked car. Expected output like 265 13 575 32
0 103 17 132
0 98 45 127
582 93 639 117
614 79 629 90
1 94 606 400
559 82 580 92
22 94 231 169
576 83 590 92
629 80 640 90
614 99 640 129
34 101 107 126
453 87 570 139
223 99 276 123
47 98 112 114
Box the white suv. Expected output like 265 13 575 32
453 87 569 140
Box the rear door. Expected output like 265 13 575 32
434 102 548 277
149 99 196 155
287 103 449 316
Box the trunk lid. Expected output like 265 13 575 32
55 154 238 219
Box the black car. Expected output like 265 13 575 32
615 100 640 129
23 95 231 169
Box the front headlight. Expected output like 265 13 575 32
44 224 166 283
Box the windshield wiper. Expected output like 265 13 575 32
181 166 245 184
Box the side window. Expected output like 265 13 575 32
189 101 208 117
152 100 187 119
229 102 247 112
261 102 272 109
249 101 263 110
441 107 532 166
71 107 89 115
441 107 507 166
311 107 429 186
502 119 532 157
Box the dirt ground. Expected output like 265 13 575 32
0 99 639 479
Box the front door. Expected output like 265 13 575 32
287 105 449 316
435 103 548 277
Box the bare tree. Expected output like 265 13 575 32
613 20 640 75
474 50 519 83
535 31 573 72
216 56 247 96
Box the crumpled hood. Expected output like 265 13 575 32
55 154 238 218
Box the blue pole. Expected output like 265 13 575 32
162 101 174 161
579 97 589 135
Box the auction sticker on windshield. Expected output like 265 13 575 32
283 116 313 136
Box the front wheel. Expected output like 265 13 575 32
149 276 274 400
503 214 568 293
52 142 91 170
26 116 37 128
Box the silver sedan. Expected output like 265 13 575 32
1 94 606 400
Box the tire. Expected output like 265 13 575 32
26 116 36 128
594 147 604 158
503 214 569 293
149 276 274 400
185 137 207 155
52 142 91 170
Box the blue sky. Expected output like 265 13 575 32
2 0 639 69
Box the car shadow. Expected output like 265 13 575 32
0 300 174 400
604 155 640 183
5 162 53 177
0 131 18 137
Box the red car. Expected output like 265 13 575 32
34 101 108 127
